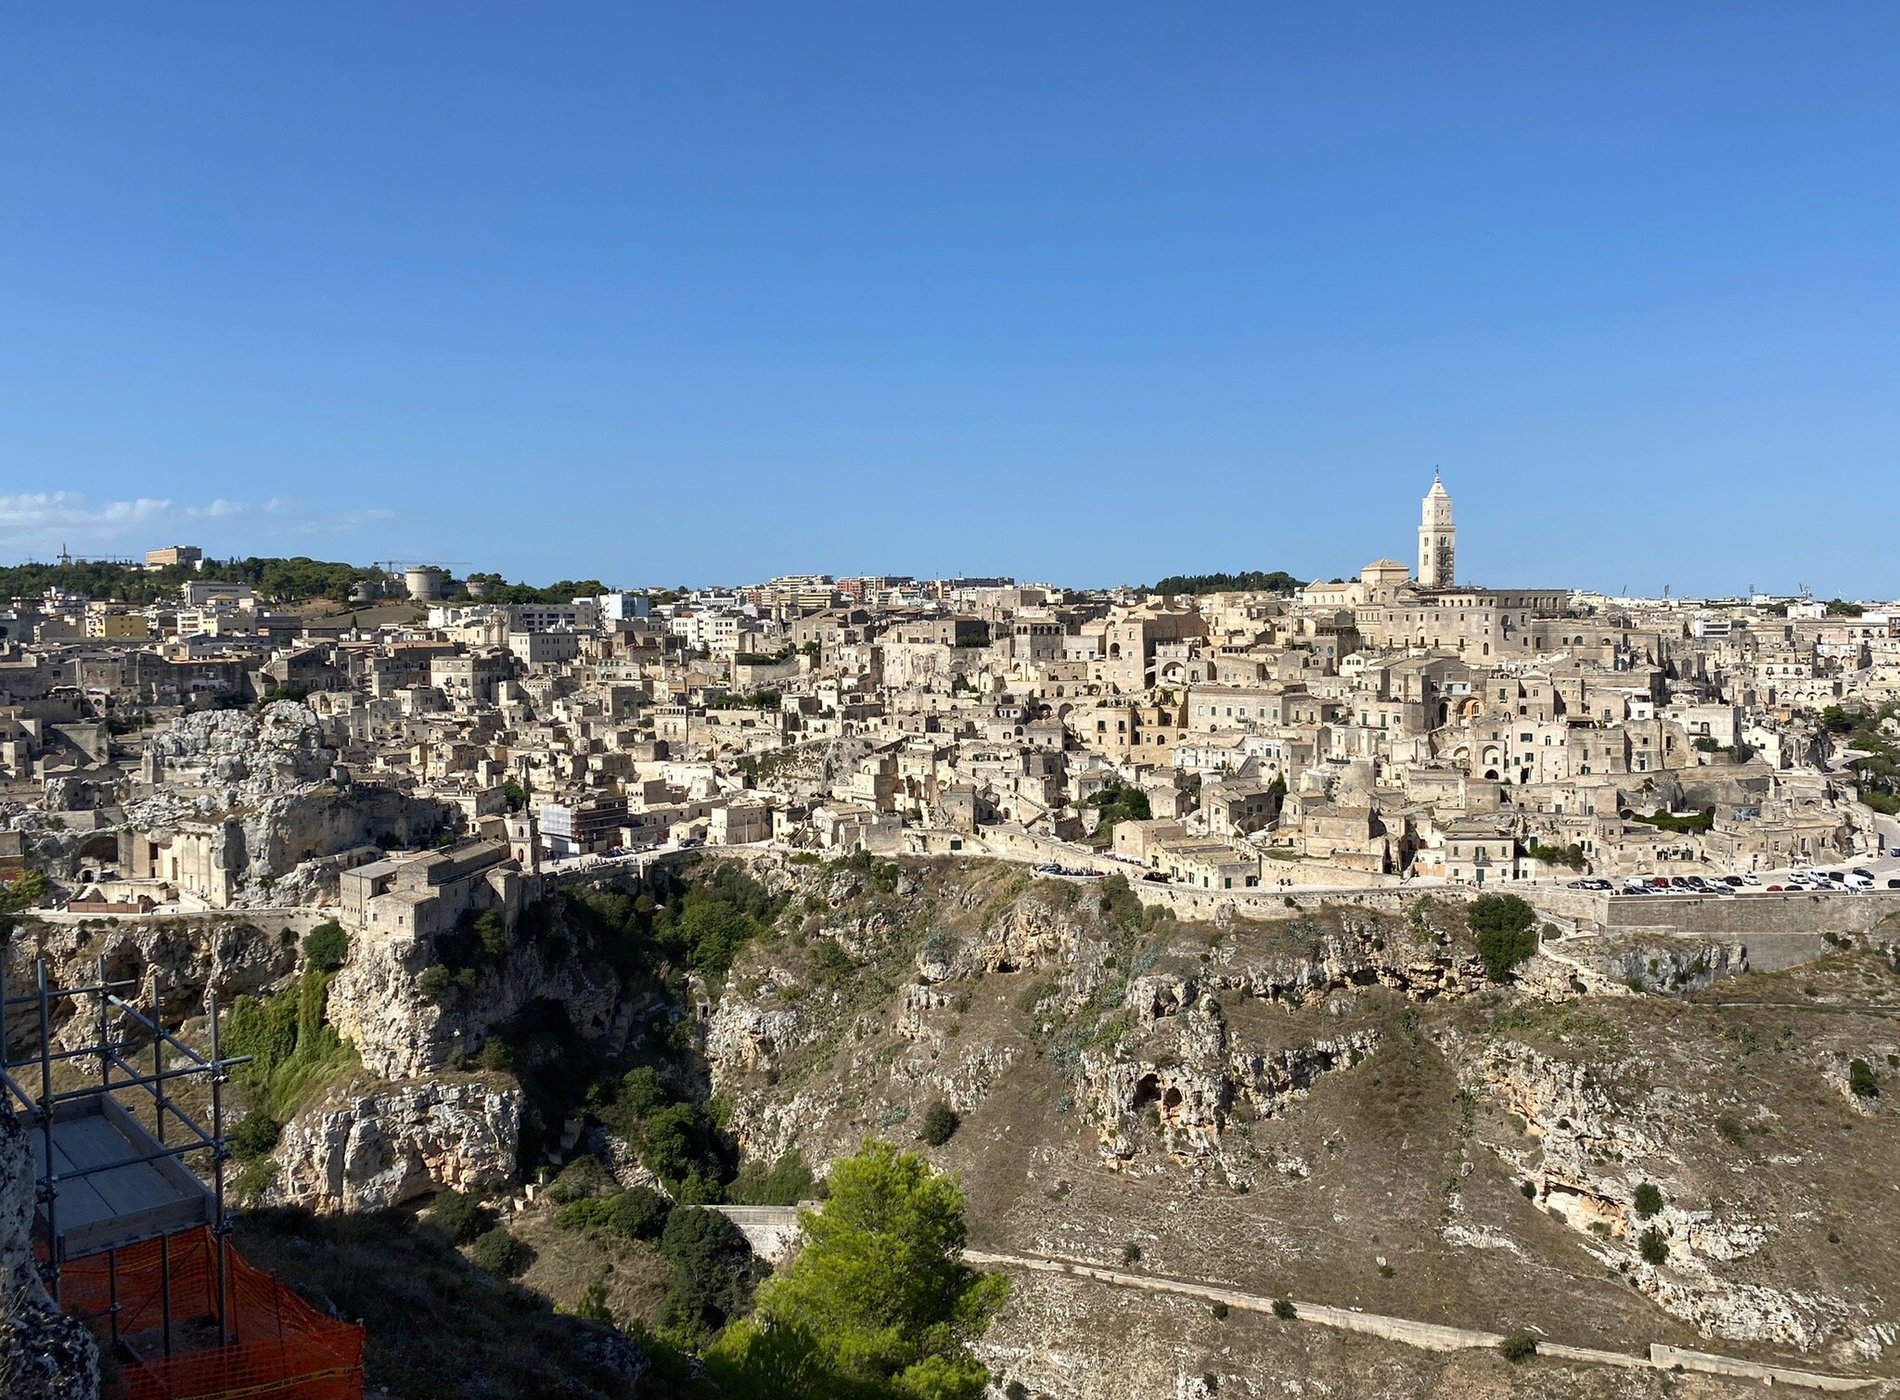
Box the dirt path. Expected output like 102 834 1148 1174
961 1247 1888 1394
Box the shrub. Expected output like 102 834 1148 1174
1633 1182 1664 1218
606 1186 674 1239
546 1154 610 1204
556 1187 672 1241
416 965 451 1004
1271 1298 1297 1320
726 1152 818 1206
428 1189 493 1245
573 1279 613 1324
1638 1227 1669 1266
1848 1058 1880 1097
1520 1180 1536 1200
1499 1327 1538 1363
301 921 350 973
1005 1384 1028 1400
1121 1242 1142 1266
919 1102 960 1147
229 1113 281 1161
469 1227 530 1278
1210 1300 1229 1320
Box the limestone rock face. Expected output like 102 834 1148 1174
1592 940 1747 995
273 1077 522 1212
1082 972 1380 1174
147 702 336 786
328 919 622 1081
7 917 293 1057
1 1113 100 1400
1461 1035 1845 1350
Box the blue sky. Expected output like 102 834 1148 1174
3 4 1895 594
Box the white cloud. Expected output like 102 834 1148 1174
0 492 394 557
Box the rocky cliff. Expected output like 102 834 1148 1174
327 905 623 1081
273 1076 522 1212
5 914 294 1057
0 1113 98 1400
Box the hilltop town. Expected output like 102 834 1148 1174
2 476 1892 915
6 481 1900 1400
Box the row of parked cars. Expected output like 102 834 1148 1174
1570 868 1900 896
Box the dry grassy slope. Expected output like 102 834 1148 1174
706 858 1900 1395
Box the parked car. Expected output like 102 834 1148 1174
1888 879 1900 890
1851 867 1874 879
1846 873 1875 890
1141 871 1170 883
1742 873 1761 886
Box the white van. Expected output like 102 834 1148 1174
1845 872 1876 890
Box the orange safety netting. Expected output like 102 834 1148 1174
58 1228 364 1400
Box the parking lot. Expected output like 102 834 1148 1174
1572 842 1900 898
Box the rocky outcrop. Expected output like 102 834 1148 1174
1461 1036 1846 1350
328 909 622 1080
273 1077 522 1212
1591 940 1747 995
0 1112 99 1400
1204 907 1485 1008
8 916 294 1056
1082 970 1379 1173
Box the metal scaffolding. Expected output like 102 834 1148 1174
1 951 244 1357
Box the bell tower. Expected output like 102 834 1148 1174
1417 471 1455 589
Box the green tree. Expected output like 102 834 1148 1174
704 1319 830 1400
659 1207 760 1344
472 909 510 961
1467 895 1539 982
1632 1182 1664 1218
0 869 47 916
755 1140 1008 1399
301 920 349 973
727 1152 818 1207
1820 705 1858 734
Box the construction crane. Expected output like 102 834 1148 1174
372 558 472 575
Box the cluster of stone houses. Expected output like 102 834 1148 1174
1 479 1884 913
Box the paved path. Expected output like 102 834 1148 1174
961 1247 1886 1393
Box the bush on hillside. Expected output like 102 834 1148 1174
919 1102 960 1147
469 1227 530 1278
428 1189 493 1245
